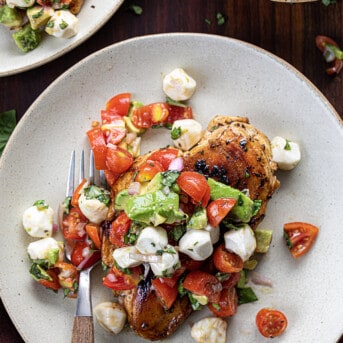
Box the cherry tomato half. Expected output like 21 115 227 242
135 160 164 183
177 171 210 206
131 103 169 128
103 265 142 291
106 146 133 175
109 212 132 247
37 268 61 291
207 198 237 227
213 244 243 273
86 127 107 170
105 93 131 117
208 287 238 317
283 221 319 258
148 147 180 170
62 207 87 240
256 308 288 338
164 105 193 125
152 278 178 309
183 270 222 303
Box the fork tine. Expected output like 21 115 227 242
66 150 75 197
89 150 94 185
79 150 84 183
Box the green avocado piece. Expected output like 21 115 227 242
187 207 207 229
27 6 53 30
143 172 164 193
254 229 273 253
0 5 23 28
207 177 260 223
12 23 41 52
115 190 130 210
124 189 186 226
125 101 146 135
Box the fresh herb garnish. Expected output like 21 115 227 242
33 200 49 210
237 287 258 305
216 12 226 25
130 4 143 15
284 139 291 150
0 109 16 157
171 126 182 139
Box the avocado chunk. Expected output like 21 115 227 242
207 177 261 223
187 207 207 229
12 23 41 52
0 5 23 28
27 6 53 30
254 229 273 253
124 189 187 226
115 190 130 210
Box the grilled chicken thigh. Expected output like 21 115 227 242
102 115 280 340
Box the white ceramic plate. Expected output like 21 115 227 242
0 33 342 343
0 0 124 76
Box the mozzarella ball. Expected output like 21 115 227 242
171 119 202 151
78 193 109 224
191 317 227 343
204 224 220 244
27 237 63 261
271 136 301 170
45 10 78 38
135 226 168 255
162 68 196 101
23 203 54 238
6 0 35 8
94 302 127 335
112 246 142 269
178 229 213 261
224 224 256 262
150 245 180 276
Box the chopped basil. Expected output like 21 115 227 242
29 263 51 281
252 200 262 216
84 185 111 206
161 170 180 188
62 196 72 215
165 96 187 108
168 224 186 242
130 4 143 15
211 302 221 311
46 20 54 28
284 139 291 151
236 270 247 288
0 109 16 157
33 200 49 210
216 12 226 25
284 231 293 249
32 8 44 19
59 20 68 30
171 126 182 139
188 293 202 310
237 287 258 305
156 247 176 255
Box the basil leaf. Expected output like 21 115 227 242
237 287 258 305
0 109 17 157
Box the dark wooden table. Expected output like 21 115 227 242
0 1 342 342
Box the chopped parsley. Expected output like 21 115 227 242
33 200 49 210
284 139 291 151
171 126 182 139
130 4 143 15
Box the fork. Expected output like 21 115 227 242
65 149 99 343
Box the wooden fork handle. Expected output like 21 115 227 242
71 316 94 343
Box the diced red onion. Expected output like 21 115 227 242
129 252 162 263
76 222 86 237
107 272 117 283
77 251 94 271
128 181 141 195
168 157 184 171
52 223 59 233
251 272 273 287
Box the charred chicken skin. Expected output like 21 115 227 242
101 116 280 340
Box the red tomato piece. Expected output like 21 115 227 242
86 128 107 170
183 270 222 303
283 222 319 258
213 244 243 273
201 185 211 208
103 169 120 187
54 261 78 291
62 207 87 240
208 287 238 317
70 241 101 269
131 103 169 128
71 178 87 207
157 266 186 288
148 147 180 170
221 272 241 289
177 171 210 205
85 223 102 250
106 146 133 175
207 198 237 227
135 160 164 183
37 268 61 291
105 93 131 116
109 212 132 247
164 105 193 125
103 265 142 291
152 278 178 309
256 308 288 338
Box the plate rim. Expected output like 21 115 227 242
0 0 125 77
